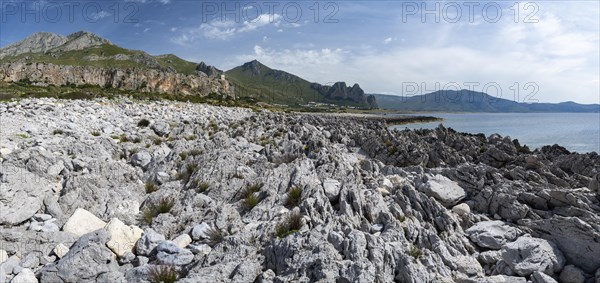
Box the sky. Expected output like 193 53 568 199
1 0 599 104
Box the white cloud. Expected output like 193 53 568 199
383 37 393 44
172 13 282 44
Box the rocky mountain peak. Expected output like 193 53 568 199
241 59 267 76
0 30 111 59
0 32 68 58
196 61 223 78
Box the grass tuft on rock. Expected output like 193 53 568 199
52 129 64 135
91 130 101 136
410 244 422 259
148 265 178 283
205 226 225 246
145 182 159 194
284 187 302 208
275 212 304 238
142 197 175 225
244 194 260 210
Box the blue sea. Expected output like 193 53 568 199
392 113 600 153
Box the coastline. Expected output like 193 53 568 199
1 98 599 282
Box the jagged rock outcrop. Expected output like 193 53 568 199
0 62 232 96
196 61 223 78
0 98 599 282
310 81 378 108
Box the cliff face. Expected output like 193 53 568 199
0 62 232 96
310 82 378 108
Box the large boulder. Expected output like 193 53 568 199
559 265 586 283
135 228 165 256
523 217 600 273
418 174 465 207
39 229 125 282
105 218 143 257
62 208 107 237
466 221 521 250
155 241 194 266
501 237 565 276
0 164 52 225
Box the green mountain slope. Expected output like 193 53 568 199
0 31 199 75
225 60 376 108
373 90 599 113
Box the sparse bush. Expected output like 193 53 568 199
184 134 197 141
148 265 178 283
198 182 210 193
396 215 406 223
410 245 422 259
133 137 142 143
179 152 188 160
138 119 150 128
156 197 175 214
142 208 155 225
243 183 263 198
244 194 260 210
153 138 163 145
91 131 101 136
145 182 159 194
16 133 29 139
275 212 304 238
52 129 64 135
284 187 302 208
119 134 130 143
205 226 225 246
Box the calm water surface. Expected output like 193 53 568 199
392 113 600 153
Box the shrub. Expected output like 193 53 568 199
198 182 210 193
284 187 302 208
410 245 422 259
52 129 64 135
91 131 101 136
396 215 406 223
188 149 202 156
179 152 188 160
275 212 304 238
119 134 130 143
148 265 178 283
133 137 142 143
16 133 29 139
138 119 150 128
145 182 159 194
205 226 225 246
242 183 263 198
184 134 197 141
244 194 260 210
156 197 175 214
153 138 163 145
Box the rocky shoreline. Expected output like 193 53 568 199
1 98 599 283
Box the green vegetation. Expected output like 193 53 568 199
0 44 199 75
52 129 64 135
138 119 150 127
148 265 179 283
145 182 159 194
410 245 422 259
284 187 302 208
275 212 304 238
142 197 175 225
197 182 210 193
244 194 260 210
15 133 30 139
205 226 225 246
91 130 101 136
225 61 368 108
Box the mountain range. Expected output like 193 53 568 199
373 90 599 113
1 31 597 112
0 31 376 109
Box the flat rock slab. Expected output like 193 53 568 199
419 174 466 207
62 208 107 237
0 164 52 225
501 236 565 277
466 221 521 250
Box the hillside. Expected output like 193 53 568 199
225 60 377 108
0 31 232 97
373 90 600 113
